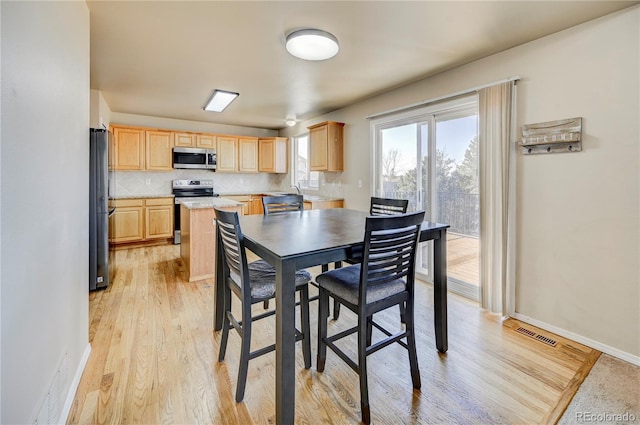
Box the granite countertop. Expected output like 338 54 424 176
178 197 243 210
111 194 174 200
110 192 343 202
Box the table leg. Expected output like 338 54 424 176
433 230 448 353
214 224 224 331
275 260 297 424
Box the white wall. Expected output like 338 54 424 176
1 2 90 423
90 89 112 129
281 7 640 360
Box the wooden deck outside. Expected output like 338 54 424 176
447 232 479 286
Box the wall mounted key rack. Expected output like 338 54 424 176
519 117 582 154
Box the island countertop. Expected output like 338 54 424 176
178 197 243 210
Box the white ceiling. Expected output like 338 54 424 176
87 1 636 130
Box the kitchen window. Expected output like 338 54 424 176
292 134 319 189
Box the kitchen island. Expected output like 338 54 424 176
179 197 243 282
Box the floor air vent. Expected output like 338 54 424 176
514 326 558 347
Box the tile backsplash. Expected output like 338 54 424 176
110 170 287 197
110 170 344 198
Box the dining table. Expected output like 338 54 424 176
213 208 449 424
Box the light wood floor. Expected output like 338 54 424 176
68 244 599 424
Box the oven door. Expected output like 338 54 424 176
174 201 181 244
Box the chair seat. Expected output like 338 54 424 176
316 264 406 305
230 259 311 300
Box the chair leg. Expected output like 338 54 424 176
332 262 343 320
366 316 373 347
399 302 406 324
218 286 232 362
299 286 311 369
316 288 329 372
333 298 341 320
235 298 253 403
358 314 371 425
404 299 421 389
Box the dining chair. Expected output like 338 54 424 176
262 194 305 215
316 210 425 424
260 194 312 309
215 208 312 403
332 196 410 320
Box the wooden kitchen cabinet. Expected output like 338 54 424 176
111 126 145 170
258 137 288 173
239 137 259 173
308 121 344 172
111 125 173 171
109 197 174 245
251 195 264 215
216 136 239 172
174 132 196 147
174 132 217 149
144 198 174 239
196 133 216 148
109 199 144 243
224 195 251 215
306 199 344 210
146 130 173 171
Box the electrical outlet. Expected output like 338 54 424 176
145 178 151 185
358 179 362 188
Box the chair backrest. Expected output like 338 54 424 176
215 208 250 296
370 197 409 216
360 211 425 302
262 194 304 215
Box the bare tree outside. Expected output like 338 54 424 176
383 148 400 179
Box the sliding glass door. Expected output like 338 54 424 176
373 96 480 300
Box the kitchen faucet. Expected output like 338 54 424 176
291 184 301 195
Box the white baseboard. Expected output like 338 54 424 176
512 313 640 366
58 343 91 424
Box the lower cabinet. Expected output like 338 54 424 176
224 194 263 215
304 199 344 210
109 197 174 244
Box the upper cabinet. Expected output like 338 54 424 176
146 130 173 171
112 123 280 174
258 137 288 173
216 136 239 172
174 132 216 149
308 121 344 172
112 125 172 171
217 136 260 173
239 137 259 173
196 133 216 149
111 126 145 170
173 132 196 148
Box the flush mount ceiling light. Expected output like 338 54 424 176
285 29 339 61
285 116 297 127
203 89 239 112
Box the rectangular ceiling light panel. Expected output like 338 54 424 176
204 89 239 112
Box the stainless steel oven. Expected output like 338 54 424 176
172 179 218 244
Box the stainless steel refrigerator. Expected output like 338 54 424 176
89 128 110 290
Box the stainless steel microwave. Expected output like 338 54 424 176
172 147 216 170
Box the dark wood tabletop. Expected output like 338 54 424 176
214 208 449 424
